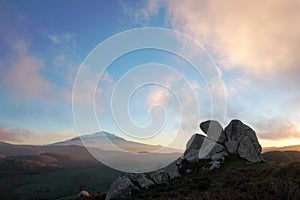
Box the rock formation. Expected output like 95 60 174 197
105 119 263 200
224 119 262 162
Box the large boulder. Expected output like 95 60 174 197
185 134 205 152
224 140 240 154
224 119 262 162
238 136 263 162
184 134 226 162
106 119 264 200
198 137 226 159
200 120 226 144
184 149 202 163
105 176 138 200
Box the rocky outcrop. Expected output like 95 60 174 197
126 173 155 189
200 120 226 144
149 170 169 185
183 119 263 166
163 159 181 179
238 136 263 162
184 134 226 163
105 176 138 200
105 168 174 200
224 119 262 162
105 119 263 200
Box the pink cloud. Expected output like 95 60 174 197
0 126 34 143
142 0 300 77
147 87 170 107
1 41 55 101
0 125 77 145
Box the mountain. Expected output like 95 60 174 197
263 144 300 152
0 134 183 173
0 141 41 156
53 131 182 154
0 142 103 175
0 141 97 160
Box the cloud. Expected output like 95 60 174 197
0 125 77 145
0 126 35 143
147 87 170 106
132 0 300 146
146 73 206 135
141 0 300 78
48 33 72 45
254 117 300 140
0 41 56 101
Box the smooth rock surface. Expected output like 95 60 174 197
200 120 226 144
184 134 226 162
225 120 262 154
238 136 263 162
185 134 205 152
197 137 226 159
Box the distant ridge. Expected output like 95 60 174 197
262 150 300 163
263 144 300 152
52 131 182 154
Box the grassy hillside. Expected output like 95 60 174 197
0 153 101 177
130 156 300 200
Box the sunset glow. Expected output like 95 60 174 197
0 0 300 149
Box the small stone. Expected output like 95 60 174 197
77 190 90 197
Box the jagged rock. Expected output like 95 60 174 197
185 134 205 152
200 120 226 144
224 120 262 162
149 170 169 185
77 190 90 197
105 176 138 200
106 119 264 200
184 149 201 163
238 136 263 162
198 138 225 159
163 159 181 179
136 177 155 189
126 173 155 189
209 161 221 170
184 134 226 162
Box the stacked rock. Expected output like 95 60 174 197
106 119 263 200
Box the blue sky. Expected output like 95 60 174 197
1 0 300 149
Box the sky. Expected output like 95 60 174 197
1 0 300 149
